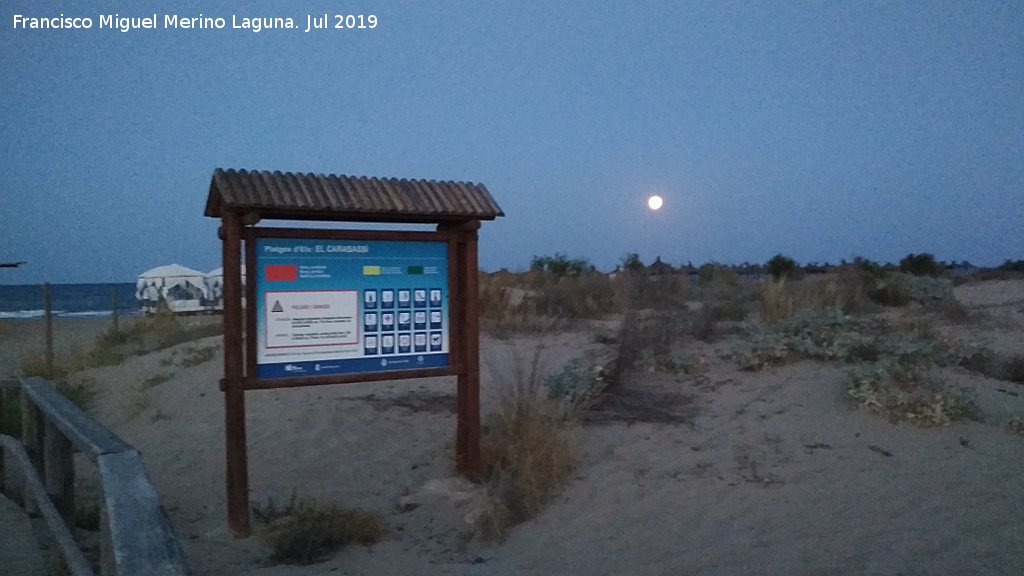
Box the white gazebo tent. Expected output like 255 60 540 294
204 266 246 311
136 264 209 314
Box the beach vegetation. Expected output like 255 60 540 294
959 349 1024 384
761 269 876 323
479 344 577 538
18 312 221 380
620 253 646 275
254 492 386 564
530 253 593 277
740 309 986 426
853 256 888 279
140 372 174 388
766 254 799 280
180 344 218 367
846 362 981 426
868 272 953 307
899 252 944 277
1006 415 1024 436
479 267 616 336
997 259 1024 274
760 278 793 323
740 310 943 371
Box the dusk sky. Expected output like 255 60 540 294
2 1 1022 284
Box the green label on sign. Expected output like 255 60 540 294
407 266 424 275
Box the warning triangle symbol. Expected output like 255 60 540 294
272 300 284 313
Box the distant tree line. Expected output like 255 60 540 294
510 252 1024 279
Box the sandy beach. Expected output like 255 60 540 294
2 279 1023 575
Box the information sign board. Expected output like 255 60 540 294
255 236 449 379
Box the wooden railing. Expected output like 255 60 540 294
0 377 190 575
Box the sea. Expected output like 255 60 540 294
0 283 140 320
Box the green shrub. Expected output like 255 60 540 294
530 253 593 278
869 273 953 307
547 359 606 409
740 310 942 371
620 253 646 275
899 253 944 277
846 362 981 426
853 257 888 280
766 254 799 280
997 259 1024 274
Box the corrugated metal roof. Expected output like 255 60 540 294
205 168 504 223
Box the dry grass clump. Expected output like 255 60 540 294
760 270 875 323
479 270 615 335
480 346 577 537
180 344 218 367
760 278 794 323
614 273 690 311
255 493 386 565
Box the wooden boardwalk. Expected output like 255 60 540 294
0 493 47 576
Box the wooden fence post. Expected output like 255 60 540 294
222 210 250 538
112 285 119 333
21 389 42 515
450 221 481 481
44 283 54 377
43 419 75 524
0 387 6 493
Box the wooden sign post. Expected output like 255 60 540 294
206 169 502 537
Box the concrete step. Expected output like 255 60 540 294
0 493 47 576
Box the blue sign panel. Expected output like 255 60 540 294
255 237 449 379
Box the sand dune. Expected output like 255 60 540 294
2 280 1023 575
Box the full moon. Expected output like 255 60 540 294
647 195 664 211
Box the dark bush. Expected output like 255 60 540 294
868 283 911 307
853 257 887 280
530 253 593 278
766 254 799 280
998 259 1024 274
620 253 646 275
899 253 943 277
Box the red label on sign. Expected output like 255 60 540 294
265 265 297 281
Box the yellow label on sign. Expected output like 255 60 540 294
363 266 381 276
